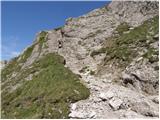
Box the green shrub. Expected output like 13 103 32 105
89 70 95 75
38 31 48 52
116 22 130 34
143 48 159 63
1 53 90 119
20 45 34 63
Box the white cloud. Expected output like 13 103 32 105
10 51 20 57
1 36 21 60
1 49 20 60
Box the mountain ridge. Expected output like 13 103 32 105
1 1 159 119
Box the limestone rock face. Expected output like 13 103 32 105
108 1 158 26
2 1 159 119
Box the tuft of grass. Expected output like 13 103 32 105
85 29 102 39
1 53 90 119
90 48 106 57
89 70 95 75
143 48 159 63
44 43 48 49
38 31 48 52
20 45 34 63
115 22 130 35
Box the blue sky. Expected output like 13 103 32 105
1 1 110 60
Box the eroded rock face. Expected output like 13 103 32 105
66 1 159 119
122 58 159 95
2 1 159 119
108 1 158 26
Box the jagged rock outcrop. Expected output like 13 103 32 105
1 1 159 119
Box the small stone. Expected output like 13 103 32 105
153 97 159 104
109 97 123 110
106 91 114 99
153 34 159 40
136 57 143 62
122 73 131 80
71 104 77 111
149 96 159 104
89 111 96 118
124 110 145 118
99 93 107 101
48 112 51 116
99 91 114 101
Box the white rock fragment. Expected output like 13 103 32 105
136 57 143 62
99 93 106 100
89 111 96 118
99 91 114 101
109 97 123 110
69 111 95 119
71 103 77 111
122 73 132 80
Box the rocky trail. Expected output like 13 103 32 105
69 67 159 118
1 1 159 119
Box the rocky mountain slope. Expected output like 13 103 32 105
1 1 159 119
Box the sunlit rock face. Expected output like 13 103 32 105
1 1 159 119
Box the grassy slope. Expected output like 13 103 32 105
91 16 159 68
1 31 48 89
1 53 89 118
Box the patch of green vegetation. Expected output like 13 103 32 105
2 53 90 119
104 44 137 67
86 29 102 39
38 31 48 52
106 16 158 67
44 43 48 49
90 48 106 57
1 45 36 89
107 16 158 66
143 47 159 63
116 22 130 35
89 70 95 75
19 45 34 63
1 57 21 82
90 16 159 68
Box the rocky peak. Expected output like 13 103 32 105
107 1 158 26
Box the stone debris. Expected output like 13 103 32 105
3 1 159 119
109 97 123 110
